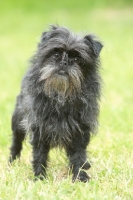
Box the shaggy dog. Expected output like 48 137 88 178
9 25 103 182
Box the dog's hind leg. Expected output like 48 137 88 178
9 108 26 163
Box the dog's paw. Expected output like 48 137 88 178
8 157 13 164
82 162 91 170
8 156 19 165
34 174 46 181
72 171 90 183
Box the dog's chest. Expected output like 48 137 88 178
40 100 82 146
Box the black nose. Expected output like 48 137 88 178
60 61 67 66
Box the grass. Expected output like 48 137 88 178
0 2 133 199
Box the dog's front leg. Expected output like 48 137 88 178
31 131 50 180
65 134 91 182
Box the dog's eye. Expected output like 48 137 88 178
74 57 80 63
53 52 60 58
74 58 78 61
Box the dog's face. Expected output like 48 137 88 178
37 25 103 98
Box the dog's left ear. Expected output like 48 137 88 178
84 35 103 57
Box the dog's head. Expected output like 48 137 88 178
35 25 103 98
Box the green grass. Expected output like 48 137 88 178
0 2 133 199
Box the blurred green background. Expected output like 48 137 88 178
1 0 133 140
0 0 133 198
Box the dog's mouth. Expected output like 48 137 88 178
40 64 83 98
57 69 69 77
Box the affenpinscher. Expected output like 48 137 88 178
9 25 103 182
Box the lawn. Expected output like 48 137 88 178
0 1 133 199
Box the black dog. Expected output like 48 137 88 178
9 25 103 182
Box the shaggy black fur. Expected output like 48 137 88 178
9 25 103 182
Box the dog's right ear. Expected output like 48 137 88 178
40 25 60 43
41 32 48 43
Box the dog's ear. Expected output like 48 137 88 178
40 25 59 43
41 32 48 43
84 35 103 57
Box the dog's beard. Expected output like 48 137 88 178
39 64 83 100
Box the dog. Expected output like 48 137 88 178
9 25 103 182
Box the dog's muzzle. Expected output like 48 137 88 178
60 52 68 67
59 52 69 76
